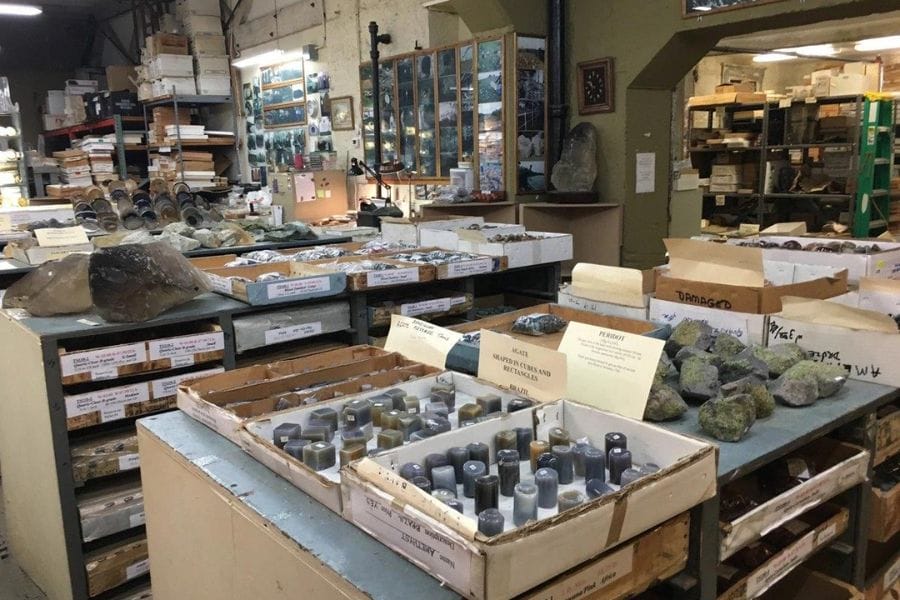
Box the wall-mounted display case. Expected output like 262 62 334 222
515 35 547 193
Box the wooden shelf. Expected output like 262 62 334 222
43 117 144 138
420 201 517 223
148 139 235 150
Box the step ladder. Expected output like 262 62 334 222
853 95 895 237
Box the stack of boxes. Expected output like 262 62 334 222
147 106 191 146
149 150 215 189
140 33 196 99
884 62 900 94
42 80 98 130
77 137 117 184
52 149 93 191
811 63 879 98
176 0 231 96
709 161 758 194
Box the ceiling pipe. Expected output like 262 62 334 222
546 0 567 178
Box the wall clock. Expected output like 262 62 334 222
577 57 614 115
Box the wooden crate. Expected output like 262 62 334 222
869 483 900 544
874 405 900 467
305 256 435 291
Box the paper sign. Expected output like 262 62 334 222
665 238 765 287
446 258 493 278
384 315 462 368
558 322 664 419
34 226 89 247
293 173 316 202
636 152 656 194
400 298 453 317
477 330 567 402
570 264 649 308
65 383 150 420
266 276 331 299
367 268 420 287
263 322 323 345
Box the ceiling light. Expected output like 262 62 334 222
855 36 900 52
231 49 303 68
0 3 42 16
776 44 838 57
753 53 797 63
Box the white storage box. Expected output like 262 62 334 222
456 230 574 269
232 301 350 353
380 215 485 245
152 77 197 96
649 297 769 346
559 284 649 320
195 74 231 96
44 90 66 115
194 56 229 77
175 0 220 16
419 222 525 251
183 13 222 35
148 54 194 79
191 34 227 56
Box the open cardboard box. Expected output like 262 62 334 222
368 290 473 327
306 256 436 291
558 263 656 321
731 236 900 284
455 230 573 270
342 399 716 599
203 261 346 305
380 215 486 245
719 503 848 599
869 482 900 544
656 239 848 314
382 247 508 279
766 295 900 388
719 437 868 560
419 223 526 251
863 536 900 600
240 372 534 513
58 324 225 385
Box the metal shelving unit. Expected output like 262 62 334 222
42 115 147 181
0 107 28 202
141 92 240 185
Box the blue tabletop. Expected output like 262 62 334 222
657 379 898 484
138 411 459 600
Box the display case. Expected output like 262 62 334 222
459 44 475 161
476 37 504 191
397 56 417 171
359 63 375 165
437 47 459 177
416 52 437 177
378 59 398 163
515 35 547 193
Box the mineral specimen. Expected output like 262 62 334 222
673 346 722 369
644 385 688 422
712 333 746 358
191 228 221 249
771 376 819 407
665 319 714 357
751 344 807 377
510 313 568 336
718 353 769 384
680 356 720 401
699 395 756 442
88 243 211 322
776 360 848 400
550 122 598 192
2 253 92 316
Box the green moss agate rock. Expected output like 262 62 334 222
680 356 720 401
698 395 756 442
712 333 746 358
665 319 714 357
751 344 807 377
644 385 688 422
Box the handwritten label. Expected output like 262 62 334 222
815 522 839 546
126 558 150 580
745 531 815 596
266 276 331 299
151 367 224 399
367 267 419 288
400 298 453 317
65 383 149 421
148 332 224 360
129 511 146 528
207 274 232 296
446 258 493 278
263 322 323 345
118 453 140 471
60 342 147 377
34 226 89 247
558 322 664 419
349 487 471 593
478 330 567 403
526 544 634 600
171 355 195 368
674 290 732 310
384 315 462 369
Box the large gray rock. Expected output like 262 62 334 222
680 356 720 401
644 385 688 422
2 254 92 316
699 395 756 442
712 333 746 358
192 228 221 249
550 123 598 192
665 319 714 357
776 360 848 399
771 377 819 407
719 352 769 384
674 346 722 369
720 377 775 418
160 231 201 252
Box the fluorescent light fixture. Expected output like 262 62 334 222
693 5 712 10
231 49 304 68
0 3 42 16
776 44 838 57
753 53 797 63
855 36 900 52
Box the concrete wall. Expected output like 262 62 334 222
567 0 900 268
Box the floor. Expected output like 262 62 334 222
0 481 49 600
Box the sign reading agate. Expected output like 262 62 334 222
478 330 567 402
684 0 785 16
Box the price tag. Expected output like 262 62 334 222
367 267 419 288
715 194 726 206
118 453 140 471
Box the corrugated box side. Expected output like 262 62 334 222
419 223 525 251
457 231 573 269
869 482 900 544
380 215 485 245
649 297 768 345
558 286 650 320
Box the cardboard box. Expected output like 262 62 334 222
203 262 346 305
194 56 229 77
242 371 538 513
146 33 189 56
78 481 144 543
868 482 900 544
85 535 148 597
830 73 869 96
873 403 900 467
306 256 436 291
151 76 197 97
368 291 472 326
65 78 98 96
44 90 66 115
195 73 231 95
342 398 716 599
418 222 525 250
716 81 757 93
656 239 848 314
719 438 868 559
58 325 225 385
558 284 650 321
232 301 350 353
381 215 485 245
381 248 507 279
760 569 864 600
456 230 574 269
649 297 768 345
148 54 194 79
719 504 848 599
864 537 900 600
42 114 67 131
175 0 220 16
71 431 139 485
767 297 900 388
191 34 227 56
106 65 138 92
732 236 900 284
688 92 767 108
183 13 222 35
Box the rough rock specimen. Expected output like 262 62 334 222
2 254 92 316
771 377 819 407
644 385 689 422
550 122 598 192
720 377 775 418
699 395 756 442
160 231 201 252
719 352 769 384
680 356 720 401
89 243 210 322
674 346 722 369
712 333 746 358
665 319 714 357
772 360 848 407
192 228 221 249
751 344 807 377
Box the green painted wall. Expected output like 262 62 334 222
567 0 899 267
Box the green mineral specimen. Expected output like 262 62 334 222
698 395 756 442
719 353 769 384
781 360 847 398
665 319 714 357
644 385 688 422
751 344 807 377
674 346 722 369
712 333 746 358
747 381 775 418
771 376 819 407
680 356 720 401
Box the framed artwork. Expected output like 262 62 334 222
261 60 305 89
684 0 785 16
577 57 614 115
264 105 307 128
329 96 355 130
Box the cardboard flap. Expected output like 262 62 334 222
779 296 899 333
761 222 807 235
859 277 900 296
456 228 491 243
665 239 765 287
569 264 650 308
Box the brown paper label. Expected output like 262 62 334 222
477 330 567 402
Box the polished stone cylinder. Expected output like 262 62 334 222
586 479 613 499
572 440 591 477
619 468 643 486
558 490 586 511
608 448 633 485
447 446 469 483
399 462 426 481
535 468 559 509
583 446 606 482
548 427 570 448
536 452 558 472
605 432 627 456
431 488 456 504
494 430 517 454
431 466 458 496
497 449 520 497
424 453 449 480
444 498 464 513
466 442 490 465
462 460 487 497
515 427 533 458
474 475 499 514
410 475 432 493
478 508 505 536
529 440 550 473
552 445 574 484
506 397 534 413
513 482 538 526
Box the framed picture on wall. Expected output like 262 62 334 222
577 57 614 115
683 0 785 17
330 96 355 130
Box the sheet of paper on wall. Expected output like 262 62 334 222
477 330 567 403
635 152 656 194
384 315 462 369
293 173 317 202
558 321 664 419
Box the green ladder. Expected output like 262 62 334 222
853 96 895 237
